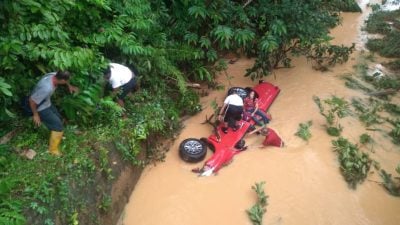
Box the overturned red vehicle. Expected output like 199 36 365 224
179 81 280 176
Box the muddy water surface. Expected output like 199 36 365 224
122 5 400 225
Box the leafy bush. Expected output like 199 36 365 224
332 137 372 189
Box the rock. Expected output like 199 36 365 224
21 149 36 160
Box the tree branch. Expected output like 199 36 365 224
243 0 254 8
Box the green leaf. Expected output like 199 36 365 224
188 6 207 19
211 26 233 49
259 34 278 53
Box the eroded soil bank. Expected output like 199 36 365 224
119 3 400 225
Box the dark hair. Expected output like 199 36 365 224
103 66 111 79
55 71 71 81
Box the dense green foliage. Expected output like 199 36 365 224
0 0 361 224
332 137 372 189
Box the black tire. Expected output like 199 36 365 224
179 138 207 163
235 139 246 149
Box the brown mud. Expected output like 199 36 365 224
119 3 400 225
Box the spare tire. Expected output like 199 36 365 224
179 138 207 163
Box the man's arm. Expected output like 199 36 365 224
29 97 41 126
218 103 227 121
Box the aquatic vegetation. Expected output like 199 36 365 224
343 74 373 93
295 121 313 142
383 103 400 116
247 181 268 225
384 59 400 71
314 96 350 136
380 165 400 196
365 9 400 34
332 137 372 189
351 98 384 127
359 133 373 145
387 119 400 144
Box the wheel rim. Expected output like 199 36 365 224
183 140 203 155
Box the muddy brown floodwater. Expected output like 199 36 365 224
121 3 400 225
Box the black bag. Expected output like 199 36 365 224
21 96 45 117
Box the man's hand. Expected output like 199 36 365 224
67 83 79 94
32 114 41 127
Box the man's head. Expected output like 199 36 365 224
103 66 111 80
55 71 71 84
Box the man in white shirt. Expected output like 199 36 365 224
218 90 244 133
104 63 137 107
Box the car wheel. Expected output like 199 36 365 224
235 139 246 149
179 138 207 163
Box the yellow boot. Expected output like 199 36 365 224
49 131 63 156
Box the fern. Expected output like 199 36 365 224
211 25 234 49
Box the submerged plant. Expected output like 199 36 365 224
332 137 372 189
380 165 400 197
314 96 350 136
247 181 268 225
351 98 383 127
295 120 313 142
384 103 400 116
388 119 400 145
343 74 372 93
360 133 373 145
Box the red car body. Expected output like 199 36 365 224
199 81 280 175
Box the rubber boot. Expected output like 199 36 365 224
49 131 63 156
